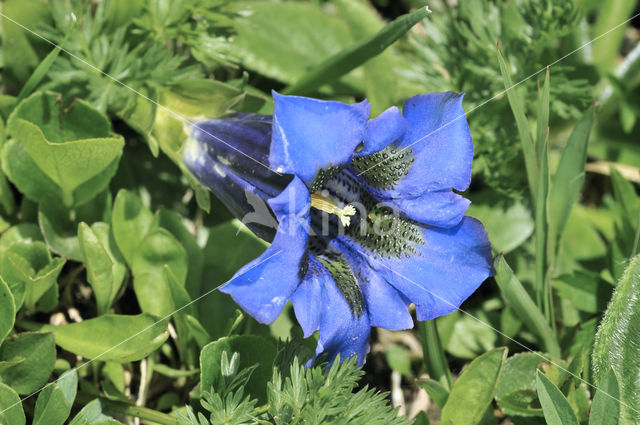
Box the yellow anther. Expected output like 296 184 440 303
310 192 356 227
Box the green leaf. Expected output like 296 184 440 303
200 335 277 404
35 313 169 363
496 352 547 417
385 344 412 378
284 6 428 96
1 0 51 88
1 139 120 207
112 189 154 266
417 378 449 409
0 241 65 311
17 35 67 104
467 191 534 254
153 209 203 299
0 382 25 425
334 0 397 115
33 370 77 425
547 107 594 257
0 331 55 394
230 2 355 86
589 367 620 425
554 271 611 313
592 254 640 423
536 68 550 161
493 256 561 357
38 190 112 261
440 347 508 425
418 319 452 389
159 79 243 120
78 222 127 315
497 46 538 201
131 228 188 316
68 399 121 425
7 92 124 205
0 276 16 346
536 370 579 425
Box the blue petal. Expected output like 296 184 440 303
330 240 413 331
357 106 406 157
365 217 492 321
269 91 370 186
394 92 473 196
390 190 471 228
220 177 310 324
290 266 323 338
314 267 371 366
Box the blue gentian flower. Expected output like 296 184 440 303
184 92 492 366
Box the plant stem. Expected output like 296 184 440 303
418 320 452 390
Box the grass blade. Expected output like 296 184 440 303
536 68 550 161
547 106 594 262
283 7 429 95
418 320 452 390
494 255 561 357
497 45 538 202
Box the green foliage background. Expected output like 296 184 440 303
0 0 639 424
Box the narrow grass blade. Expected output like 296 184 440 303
16 32 69 104
497 45 538 202
535 136 552 324
547 106 594 261
536 68 550 161
418 320 452 390
536 370 579 425
283 7 429 95
494 255 561 357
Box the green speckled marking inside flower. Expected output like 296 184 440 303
351 144 414 190
309 165 343 192
317 253 365 317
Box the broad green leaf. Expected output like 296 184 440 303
68 399 123 425
444 308 497 359
33 370 77 425
467 192 534 254
497 46 538 201
440 347 508 425
38 190 111 261
547 107 594 258
493 256 561 357
1 139 121 207
589 367 620 425
153 209 203 299
0 276 16 346
35 313 169 363
417 378 449 409
112 189 154 265
131 228 188 316
0 223 43 257
536 370 579 425
0 332 55 394
200 335 277 404
7 92 124 205
230 2 355 86
0 382 25 425
554 271 611 313
592 254 640 423
78 222 126 315
496 352 549 417
0 241 65 311
117 88 158 156
385 344 412 378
